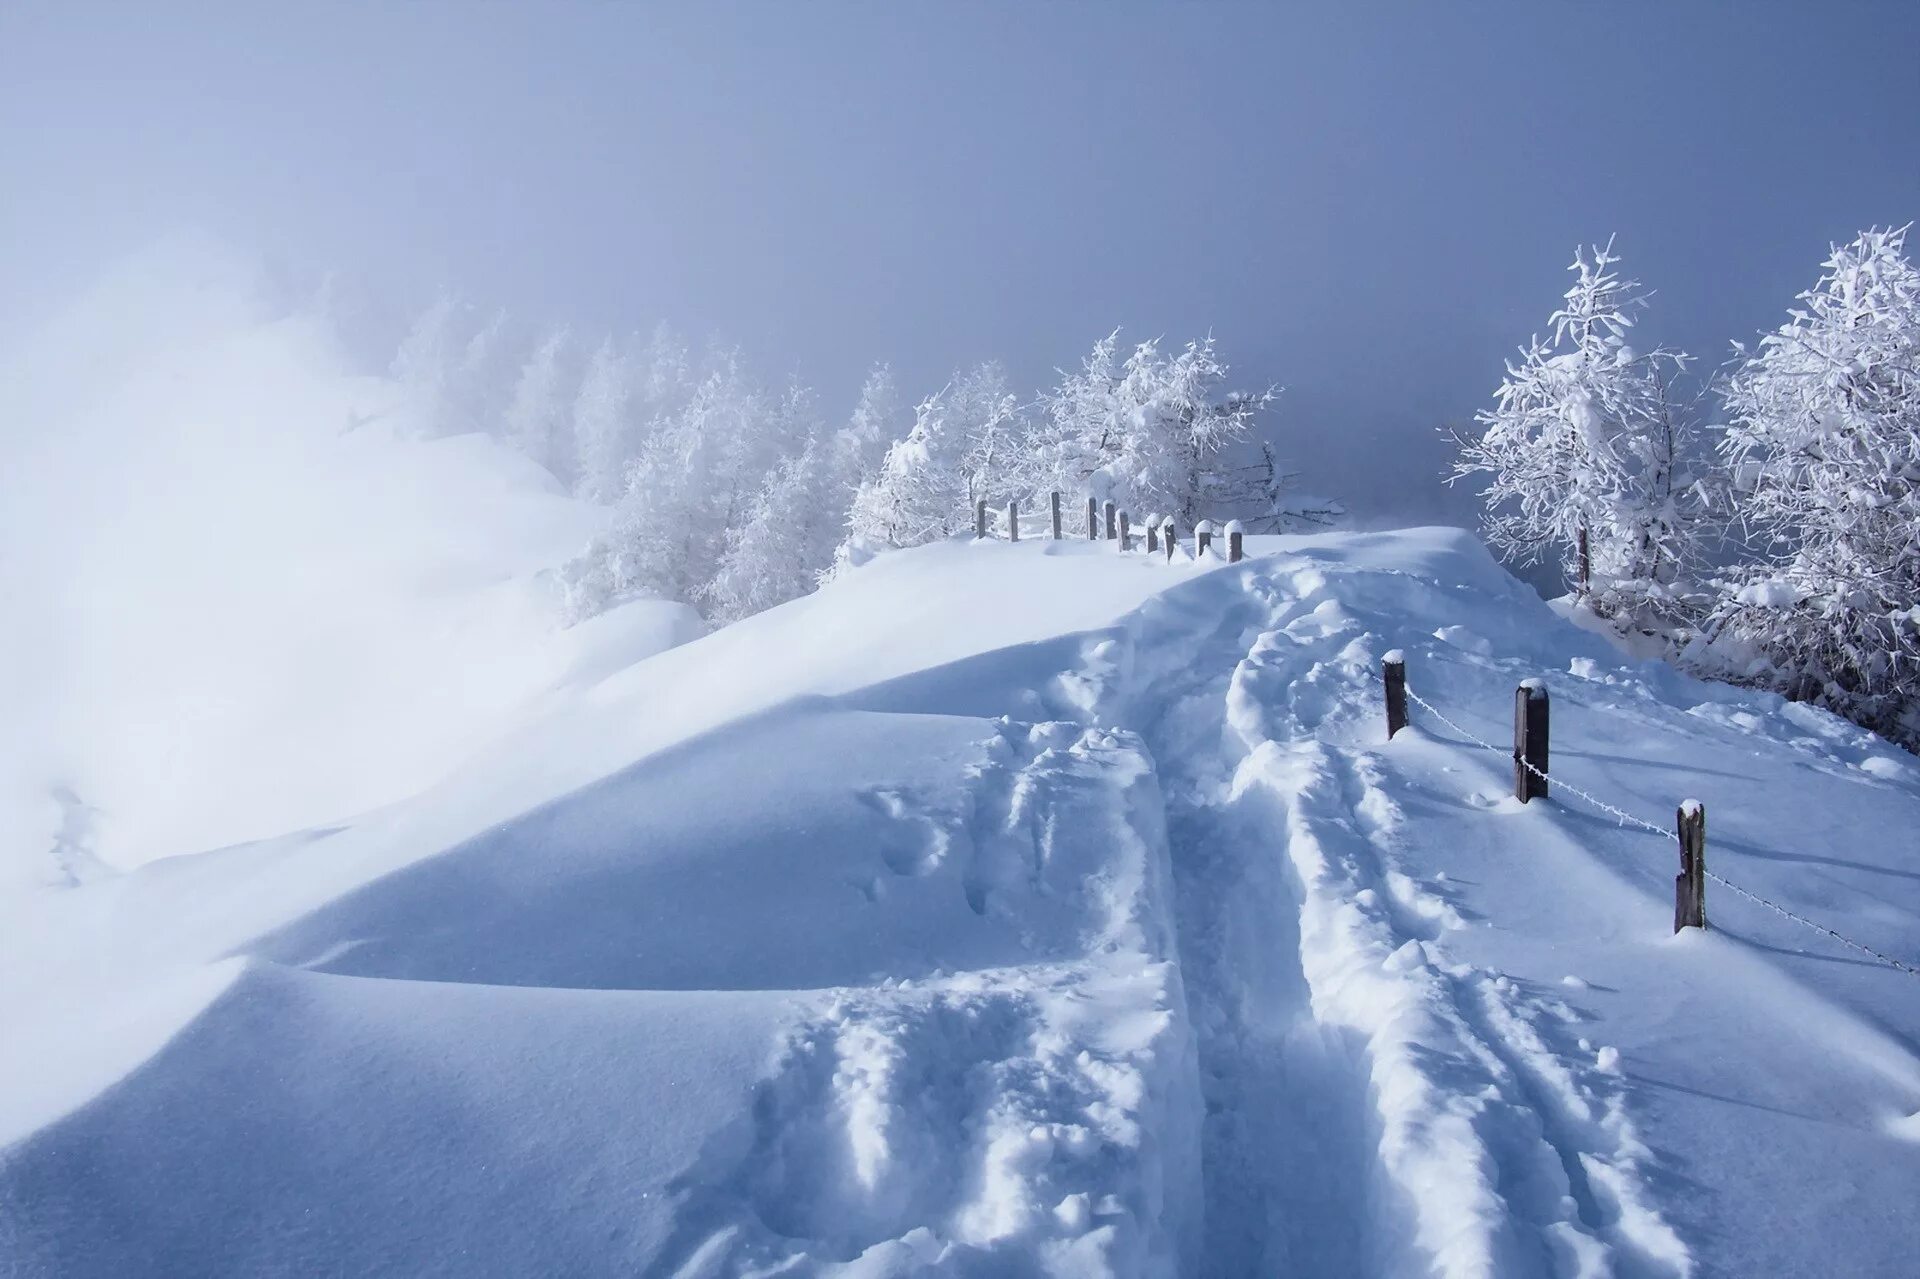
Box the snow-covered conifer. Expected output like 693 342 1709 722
571 337 641 503
501 327 572 479
390 292 461 436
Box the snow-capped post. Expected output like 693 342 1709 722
1087 497 1098 540
1675 801 1707 933
1007 499 1019 543
1104 501 1117 540
1513 680 1550 802
1195 519 1214 558
1051 491 1062 540
1145 513 1160 554
1226 519 1245 563
1118 511 1131 552
976 499 988 540
1161 516 1176 562
1383 650 1408 740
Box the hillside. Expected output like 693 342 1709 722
3 529 1918 1277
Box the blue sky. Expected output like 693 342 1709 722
5 1 1916 525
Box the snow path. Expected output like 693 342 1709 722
8 531 1920 1276
1080 557 1690 1277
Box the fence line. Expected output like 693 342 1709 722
979 493 1247 562
1400 676 1920 979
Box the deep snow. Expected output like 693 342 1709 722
4 530 1919 1276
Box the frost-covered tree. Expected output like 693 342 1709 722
702 432 837 623
706 369 911 621
571 337 642 503
1038 331 1283 526
501 327 572 480
845 387 972 551
951 361 1037 512
562 351 795 615
1449 240 1701 631
844 363 1029 551
1698 226 1920 741
450 307 511 437
390 293 461 436
839 363 902 488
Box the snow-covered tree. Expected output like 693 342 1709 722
702 430 841 623
1449 239 1701 632
501 326 572 479
845 388 970 552
390 292 461 436
450 307 511 436
571 337 641 503
1698 226 1920 741
838 363 902 488
844 363 1028 552
561 351 795 615
951 361 1037 513
1038 331 1283 526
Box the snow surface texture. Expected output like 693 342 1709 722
5 529 1920 1276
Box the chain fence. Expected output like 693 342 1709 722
1401 684 1920 980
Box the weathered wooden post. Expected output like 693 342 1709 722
976 499 988 540
1195 519 1213 558
1674 801 1707 932
1118 511 1131 551
1087 497 1098 540
1145 513 1160 554
1007 499 1019 542
1104 501 1117 540
1383 650 1408 741
1513 680 1549 802
1051 491 1062 540
1161 516 1176 562
1226 519 1245 563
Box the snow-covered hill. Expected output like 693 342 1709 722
0 242 701 884
4 530 1919 1277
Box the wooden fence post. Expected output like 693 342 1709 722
1513 680 1549 802
976 499 988 540
1226 519 1244 563
1087 497 1098 540
1195 519 1213 558
1104 501 1117 540
1161 517 1175 562
1145 513 1160 554
1675 801 1707 932
1051 491 1062 540
1007 499 1019 542
1383 650 1408 740
1118 511 1131 551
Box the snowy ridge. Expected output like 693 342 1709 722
6 531 1920 1276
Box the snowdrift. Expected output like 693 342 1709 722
5 530 1920 1277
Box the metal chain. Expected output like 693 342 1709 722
1401 685 1920 979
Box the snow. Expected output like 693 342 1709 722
0 245 700 881
5 525 1920 1276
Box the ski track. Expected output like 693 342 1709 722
1104 557 1692 1278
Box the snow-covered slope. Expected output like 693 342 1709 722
0 242 701 884
4 530 1919 1277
